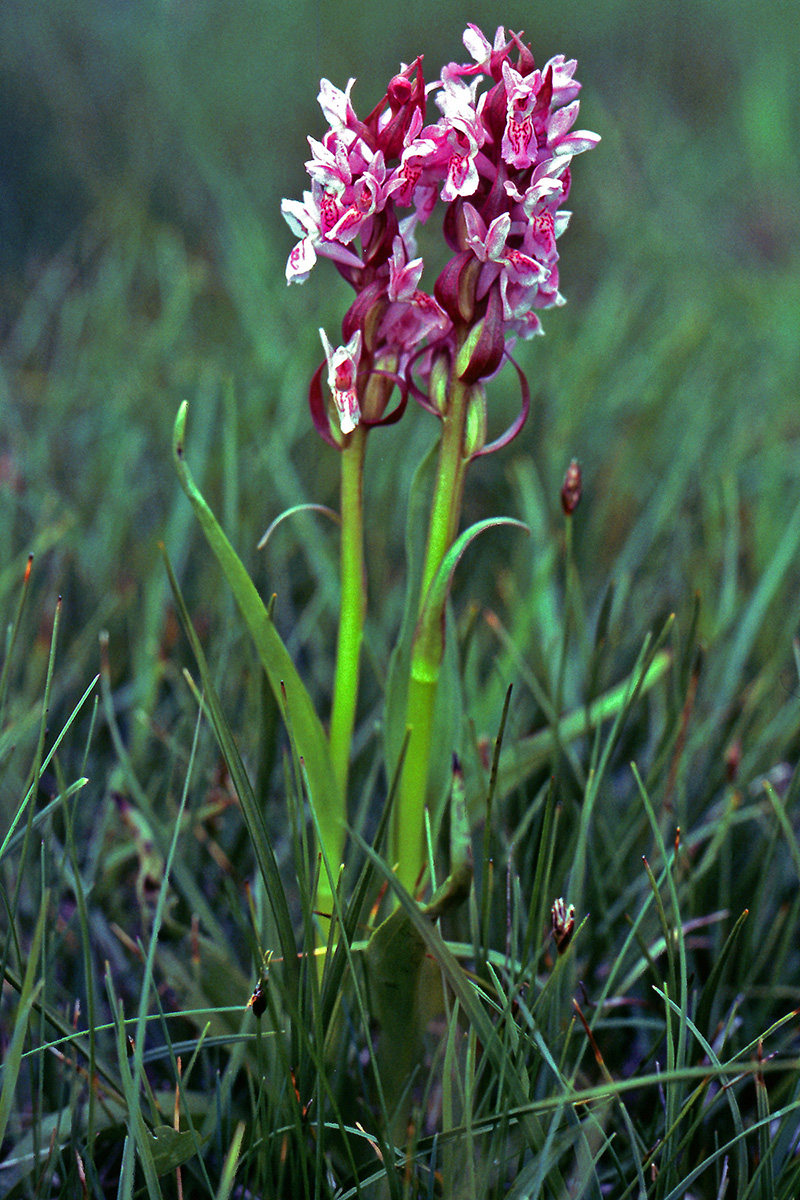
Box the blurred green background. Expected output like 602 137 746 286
1 0 799 772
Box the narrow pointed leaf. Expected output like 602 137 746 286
412 517 529 677
161 546 300 1006
172 401 343 875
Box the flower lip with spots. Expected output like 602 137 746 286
320 328 362 435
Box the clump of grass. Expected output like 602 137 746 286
4 464 800 1197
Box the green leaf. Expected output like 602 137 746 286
317 734 407 1039
256 503 340 551
172 401 343 890
411 516 529 680
361 763 472 1125
140 1118 196 1176
161 547 301 1008
362 896 430 1109
0 892 47 1149
147 1125 198 1176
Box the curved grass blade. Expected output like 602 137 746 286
172 401 343 881
257 503 340 551
412 517 529 676
0 890 48 1150
161 545 300 1007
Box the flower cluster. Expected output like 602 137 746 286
282 25 599 443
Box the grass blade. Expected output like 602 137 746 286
172 400 343 891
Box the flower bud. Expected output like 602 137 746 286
454 288 505 384
463 384 488 457
434 251 478 325
560 458 582 515
249 978 268 1019
361 350 398 422
551 897 575 955
725 739 741 784
429 351 451 416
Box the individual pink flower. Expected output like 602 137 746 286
379 227 451 355
444 24 512 83
282 189 365 284
304 135 388 246
504 159 569 211
320 328 362 434
462 203 549 318
500 61 541 169
388 132 442 220
410 81 486 203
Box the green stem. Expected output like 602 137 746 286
329 423 367 802
418 378 470 607
395 380 470 892
394 672 438 892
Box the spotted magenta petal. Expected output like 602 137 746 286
388 234 425 301
318 77 358 131
281 199 320 283
503 246 548 286
442 131 481 200
459 24 510 74
463 205 512 262
285 235 317 284
541 55 581 105
320 328 363 434
304 138 352 196
526 207 559 259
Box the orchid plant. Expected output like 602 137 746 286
174 24 606 941
283 25 598 885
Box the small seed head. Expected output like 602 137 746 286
561 459 582 515
551 896 576 954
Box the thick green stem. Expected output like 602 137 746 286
394 671 438 892
395 380 470 892
329 423 367 803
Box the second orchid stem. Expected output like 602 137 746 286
395 379 470 892
330 423 367 803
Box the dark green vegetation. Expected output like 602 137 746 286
2 0 800 1196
